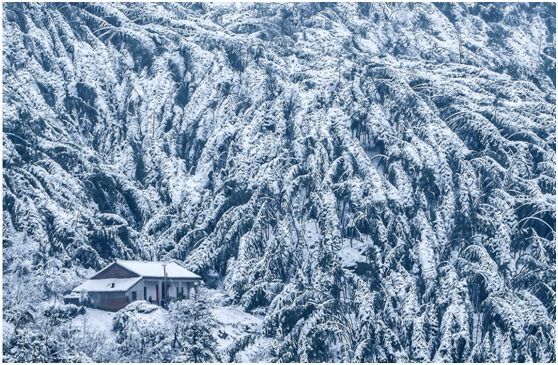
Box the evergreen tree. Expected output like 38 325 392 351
168 298 220 362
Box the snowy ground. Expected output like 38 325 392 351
71 308 115 331
212 306 262 346
206 289 274 362
68 290 273 361
70 308 117 341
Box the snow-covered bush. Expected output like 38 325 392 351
168 298 221 362
43 303 83 326
112 301 172 362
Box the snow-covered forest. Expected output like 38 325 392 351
2 2 556 362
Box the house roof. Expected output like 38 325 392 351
73 277 142 293
115 260 201 279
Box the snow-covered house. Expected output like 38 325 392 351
66 260 202 311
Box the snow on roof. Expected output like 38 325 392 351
116 260 201 279
73 277 142 293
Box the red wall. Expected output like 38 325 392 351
90 292 129 311
92 263 138 279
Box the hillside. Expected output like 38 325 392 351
2 2 556 362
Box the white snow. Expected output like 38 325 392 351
338 239 367 268
73 277 142 292
71 308 117 335
211 305 263 349
2 2 555 362
115 260 201 279
235 336 275 363
206 288 271 361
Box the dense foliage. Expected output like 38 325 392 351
3 2 556 362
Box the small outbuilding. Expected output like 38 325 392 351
66 260 202 311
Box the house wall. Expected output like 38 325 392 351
88 291 129 311
126 278 201 306
92 263 139 279
125 279 158 303
154 279 200 301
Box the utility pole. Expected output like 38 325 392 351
162 263 167 307
81 290 86 339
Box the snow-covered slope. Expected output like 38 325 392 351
3 2 556 362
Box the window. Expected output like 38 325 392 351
131 291 137 301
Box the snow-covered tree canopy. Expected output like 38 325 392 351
3 2 555 362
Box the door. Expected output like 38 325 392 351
156 284 159 304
